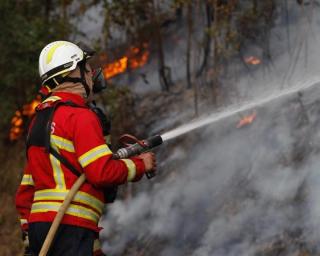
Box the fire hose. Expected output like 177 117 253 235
39 134 163 256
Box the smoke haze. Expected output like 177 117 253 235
100 2 320 256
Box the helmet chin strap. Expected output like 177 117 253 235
61 61 91 98
79 60 91 98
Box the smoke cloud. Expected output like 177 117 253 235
100 2 320 256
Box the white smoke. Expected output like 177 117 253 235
99 2 320 256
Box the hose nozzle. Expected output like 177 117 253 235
113 135 162 179
113 134 163 160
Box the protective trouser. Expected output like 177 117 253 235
29 222 95 256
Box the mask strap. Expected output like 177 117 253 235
79 61 91 98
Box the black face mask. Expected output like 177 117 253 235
92 68 107 93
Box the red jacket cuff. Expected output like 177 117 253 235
130 157 145 182
21 223 29 232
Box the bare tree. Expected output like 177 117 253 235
196 0 213 78
186 1 193 89
151 0 172 91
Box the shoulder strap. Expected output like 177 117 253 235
46 100 88 177
45 100 118 203
49 146 81 177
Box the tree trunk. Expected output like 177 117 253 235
212 0 219 104
186 2 193 89
152 0 171 91
196 0 212 78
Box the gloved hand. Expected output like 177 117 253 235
138 152 157 172
22 231 32 256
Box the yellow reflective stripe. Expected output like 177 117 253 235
34 189 104 214
121 159 136 181
42 96 61 103
79 145 112 168
50 146 66 189
31 202 99 223
51 135 75 152
46 42 66 64
20 219 28 225
21 174 34 186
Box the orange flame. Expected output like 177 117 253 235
103 56 128 80
236 111 257 128
9 97 41 141
244 56 261 65
22 99 40 117
103 44 149 80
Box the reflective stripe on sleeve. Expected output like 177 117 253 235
31 202 100 223
120 159 136 181
21 174 34 186
34 189 104 214
51 135 75 152
78 145 112 168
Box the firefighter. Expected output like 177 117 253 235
15 41 156 255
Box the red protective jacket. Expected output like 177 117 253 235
15 92 146 233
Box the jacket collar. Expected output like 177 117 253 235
36 92 87 111
51 92 86 106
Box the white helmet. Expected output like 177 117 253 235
39 41 91 85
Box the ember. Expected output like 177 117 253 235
244 56 261 65
236 111 257 128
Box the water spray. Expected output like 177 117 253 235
113 78 320 180
161 78 320 141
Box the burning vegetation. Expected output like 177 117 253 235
9 97 41 141
103 44 149 79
